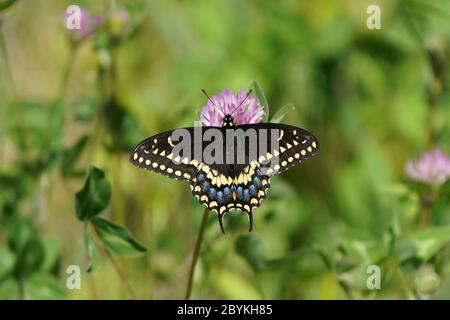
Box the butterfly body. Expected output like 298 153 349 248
130 115 319 233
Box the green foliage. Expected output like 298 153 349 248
235 235 266 272
251 81 269 122
74 166 146 269
270 104 296 124
83 224 100 273
410 227 450 261
91 217 146 257
61 136 89 177
75 165 112 221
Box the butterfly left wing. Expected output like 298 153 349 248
129 128 200 181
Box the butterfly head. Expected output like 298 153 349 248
222 115 235 127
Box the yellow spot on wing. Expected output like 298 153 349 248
220 175 228 185
210 201 218 208
168 136 175 147
278 130 284 141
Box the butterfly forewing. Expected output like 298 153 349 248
130 129 198 181
232 123 320 177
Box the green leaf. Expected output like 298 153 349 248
312 245 333 272
270 104 296 123
335 257 358 273
402 178 433 196
251 81 269 122
40 238 61 273
83 223 100 272
61 136 89 177
410 226 450 261
431 180 450 224
13 237 44 280
338 230 384 265
75 165 112 221
395 240 417 264
7 216 39 254
91 217 146 257
0 247 15 278
235 235 266 272
27 273 65 299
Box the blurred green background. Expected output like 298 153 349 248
1 0 450 299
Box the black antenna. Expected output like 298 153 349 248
202 89 225 116
230 89 253 116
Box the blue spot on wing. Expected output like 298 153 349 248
243 189 250 202
217 191 224 204
249 185 256 197
253 176 262 188
208 188 216 200
236 186 243 200
202 181 210 193
223 187 232 201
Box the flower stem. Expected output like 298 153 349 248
420 194 434 229
0 27 29 153
421 205 431 229
337 279 354 300
89 223 136 299
185 207 209 300
18 280 25 300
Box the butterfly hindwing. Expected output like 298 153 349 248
189 165 271 233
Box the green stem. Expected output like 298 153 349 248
0 26 29 152
18 279 25 300
395 264 417 300
89 223 136 299
185 207 209 300
337 278 354 300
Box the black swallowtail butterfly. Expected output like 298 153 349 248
130 94 319 233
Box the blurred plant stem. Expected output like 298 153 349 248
395 263 417 299
337 279 354 300
89 222 136 299
58 43 78 101
420 194 434 229
18 280 25 300
58 42 79 136
185 207 209 300
0 26 29 154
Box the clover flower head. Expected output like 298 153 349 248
110 9 130 36
406 149 450 186
65 7 103 42
200 88 265 126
